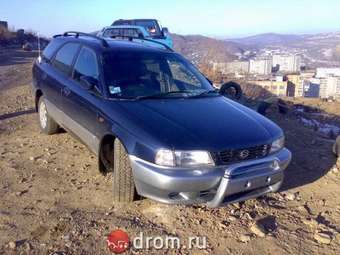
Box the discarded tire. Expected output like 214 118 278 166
220 82 242 100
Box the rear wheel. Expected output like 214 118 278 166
38 96 59 135
113 139 136 202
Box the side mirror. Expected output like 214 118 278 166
80 76 97 90
162 27 169 37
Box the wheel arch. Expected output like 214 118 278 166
35 89 43 112
98 132 133 174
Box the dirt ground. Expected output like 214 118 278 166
0 49 339 255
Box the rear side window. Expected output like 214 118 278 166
73 47 99 83
52 43 80 75
42 39 64 61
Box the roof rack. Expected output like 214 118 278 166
109 35 173 52
53 31 109 47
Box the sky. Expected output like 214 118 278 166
1 0 340 38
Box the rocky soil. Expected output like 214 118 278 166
0 49 339 254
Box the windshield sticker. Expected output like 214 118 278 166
109 86 121 94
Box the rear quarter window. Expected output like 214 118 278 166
51 43 80 75
42 39 64 61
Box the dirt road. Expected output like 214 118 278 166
0 49 339 254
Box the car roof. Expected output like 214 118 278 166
52 35 171 54
114 19 158 22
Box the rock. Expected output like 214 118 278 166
250 216 277 237
302 218 318 228
29 156 36 161
314 232 332 244
25 242 32 251
8 241 16 249
284 192 296 201
331 166 339 174
239 234 251 243
228 216 237 222
250 223 267 237
15 190 28 196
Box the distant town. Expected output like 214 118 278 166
212 50 340 100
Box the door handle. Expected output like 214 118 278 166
62 87 71 96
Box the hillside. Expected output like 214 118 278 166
227 31 340 67
228 33 303 46
172 34 240 65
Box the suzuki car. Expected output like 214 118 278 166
32 32 291 207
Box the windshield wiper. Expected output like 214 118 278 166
189 89 220 98
135 90 195 100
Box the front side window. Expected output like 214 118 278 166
102 52 215 99
73 47 99 84
52 43 79 75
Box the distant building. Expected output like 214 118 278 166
303 78 320 98
316 68 340 78
249 57 272 75
319 76 339 99
272 54 301 73
212 61 249 74
248 80 288 96
0 21 8 33
227 61 249 74
286 74 302 97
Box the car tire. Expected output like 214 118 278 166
38 96 59 135
113 139 136 202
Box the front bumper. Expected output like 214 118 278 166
130 148 291 207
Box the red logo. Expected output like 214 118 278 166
106 229 130 253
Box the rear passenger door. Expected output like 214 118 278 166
43 42 80 124
62 46 104 154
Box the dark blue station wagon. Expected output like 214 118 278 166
32 32 291 207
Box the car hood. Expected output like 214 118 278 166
115 96 283 152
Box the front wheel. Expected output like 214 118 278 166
38 96 59 135
113 139 137 202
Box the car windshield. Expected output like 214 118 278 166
103 28 142 38
135 20 161 37
102 52 215 99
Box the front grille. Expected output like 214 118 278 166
217 144 270 164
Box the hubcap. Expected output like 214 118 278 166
39 101 47 129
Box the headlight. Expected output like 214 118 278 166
155 149 214 167
270 136 285 153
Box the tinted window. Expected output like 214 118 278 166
73 47 99 83
42 39 64 61
52 43 79 75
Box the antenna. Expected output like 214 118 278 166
37 32 42 64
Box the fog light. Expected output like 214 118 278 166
271 160 280 170
245 181 251 189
